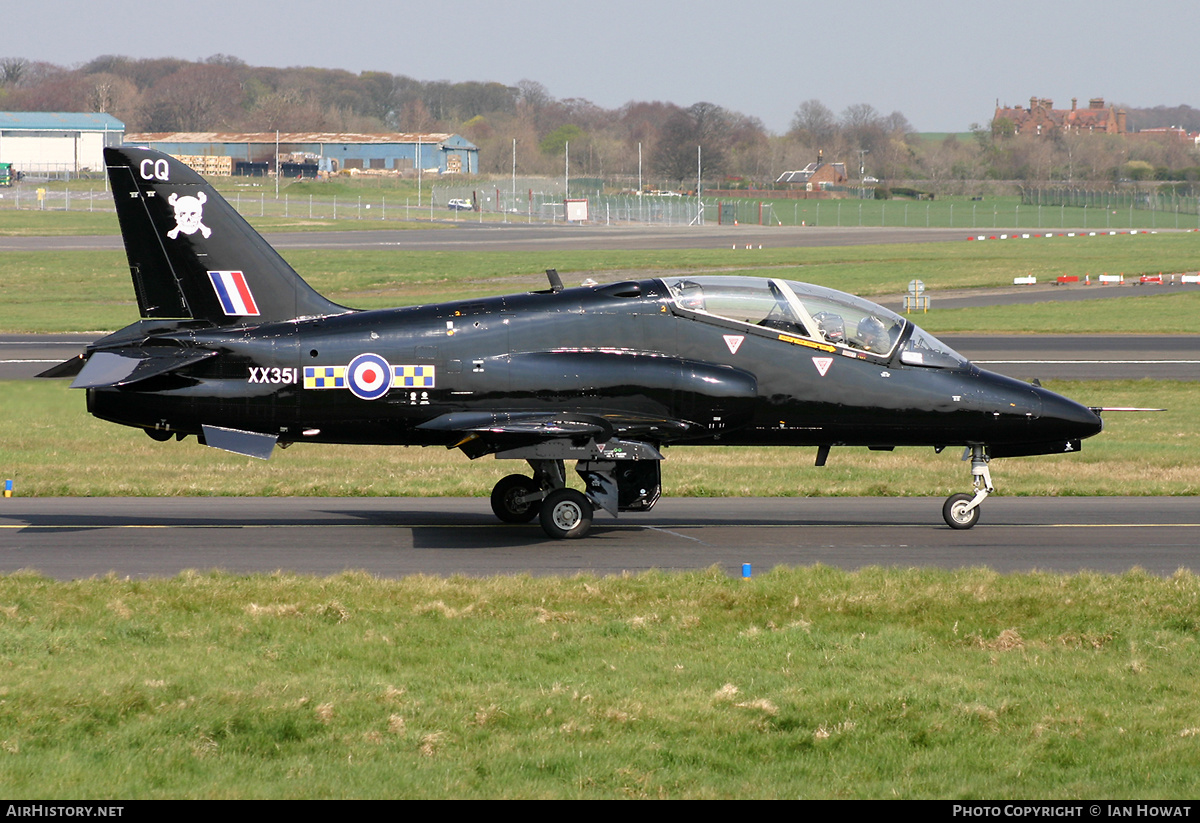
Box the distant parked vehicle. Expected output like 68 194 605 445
863 176 880 184
447 198 473 211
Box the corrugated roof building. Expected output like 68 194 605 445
0 112 126 175
125 132 479 175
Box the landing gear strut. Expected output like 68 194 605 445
487 440 664 539
943 445 992 530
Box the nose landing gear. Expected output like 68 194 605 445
943 445 992 530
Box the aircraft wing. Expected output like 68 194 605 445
417 410 693 457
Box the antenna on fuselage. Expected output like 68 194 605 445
545 269 564 293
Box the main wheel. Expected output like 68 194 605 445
539 489 593 539
943 493 980 530
490 474 541 523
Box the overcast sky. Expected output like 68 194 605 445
11 0 1199 133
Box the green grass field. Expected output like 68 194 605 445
2 566 1199 798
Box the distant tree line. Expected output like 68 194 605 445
1 55 1197 190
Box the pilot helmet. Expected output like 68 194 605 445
813 311 845 343
857 315 889 352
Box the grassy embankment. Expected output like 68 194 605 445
2 566 1199 798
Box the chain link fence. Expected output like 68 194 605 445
1022 187 1200 216
11 177 1200 231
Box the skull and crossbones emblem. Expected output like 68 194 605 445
166 191 212 239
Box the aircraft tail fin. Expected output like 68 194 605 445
105 146 347 325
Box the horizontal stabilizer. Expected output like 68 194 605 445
37 354 87 379
70 348 217 389
200 425 277 460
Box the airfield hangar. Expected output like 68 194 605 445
0 112 126 177
125 132 479 176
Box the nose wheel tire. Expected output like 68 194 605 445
490 474 541 523
943 493 980 530
539 489 593 539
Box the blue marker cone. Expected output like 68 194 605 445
742 563 751 578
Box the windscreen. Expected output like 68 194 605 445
664 276 969 368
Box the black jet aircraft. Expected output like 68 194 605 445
43 147 1104 539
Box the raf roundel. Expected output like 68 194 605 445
346 353 393 400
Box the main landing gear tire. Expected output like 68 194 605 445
943 493 980 530
490 474 541 523
539 488 593 539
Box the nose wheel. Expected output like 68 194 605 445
943 445 992 530
943 493 980 529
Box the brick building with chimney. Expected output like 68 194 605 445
994 97 1126 136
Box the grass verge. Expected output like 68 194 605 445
1 566 1198 798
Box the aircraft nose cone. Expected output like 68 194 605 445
1036 387 1103 440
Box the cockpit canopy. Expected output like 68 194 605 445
663 276 968 369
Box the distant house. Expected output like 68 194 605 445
776 154 848 188
994 97 1126 136
1127 126 1200 146
0 112 125 175
125 132 479 175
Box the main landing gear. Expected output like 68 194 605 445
489 459 569 525
489 470 594 539
942 445 992 530
487 444 663 540
489 461 597 539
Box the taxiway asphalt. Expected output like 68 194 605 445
2 497 1197 580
